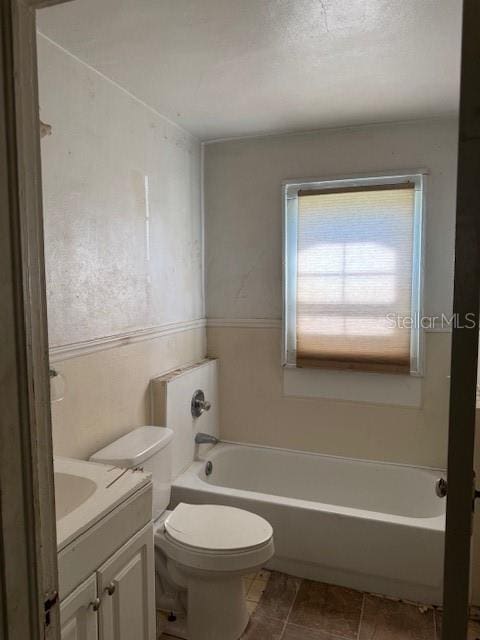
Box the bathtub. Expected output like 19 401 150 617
171 442 446 604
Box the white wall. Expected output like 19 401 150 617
38 33 206 458
205 119 458 468
38 33 203 346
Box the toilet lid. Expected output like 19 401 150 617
164 503 273 552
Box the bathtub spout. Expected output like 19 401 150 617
194 432 218 445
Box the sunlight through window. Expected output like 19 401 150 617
284 176 424 374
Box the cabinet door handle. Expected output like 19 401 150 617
89 598 101 612
106 582 116 596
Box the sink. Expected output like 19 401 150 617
54 472 97 519
54 457 153 600
54 456 151 551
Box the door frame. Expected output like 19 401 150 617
442 1 480 638
0 1 478 639
0 0 72 638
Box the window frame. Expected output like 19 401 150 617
282 171 427 377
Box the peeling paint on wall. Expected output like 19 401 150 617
40 119 52 138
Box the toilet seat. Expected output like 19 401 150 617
154 503 274 573
165 503 273 552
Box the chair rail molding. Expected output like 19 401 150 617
49 318 207 363
206 318 451 332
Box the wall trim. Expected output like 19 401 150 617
207 318 282 329
203 114 459 145
51 315 451 362
49 318 206 363
206 317 452 332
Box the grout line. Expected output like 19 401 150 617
433 608 439 640
282 620 352 640
285 578 304 626
356 593 366 640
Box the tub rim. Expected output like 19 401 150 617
174 441 446 532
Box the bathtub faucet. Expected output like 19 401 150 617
195 432 219 445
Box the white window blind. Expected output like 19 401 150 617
283 175 424 375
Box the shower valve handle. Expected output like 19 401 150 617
191 389 212 418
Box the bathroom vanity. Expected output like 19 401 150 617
54 457 155 640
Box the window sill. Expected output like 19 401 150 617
283 366 422 408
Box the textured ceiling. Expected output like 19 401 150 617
38 0 462 140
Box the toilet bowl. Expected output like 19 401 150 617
90 426 274 640
155 503 273 640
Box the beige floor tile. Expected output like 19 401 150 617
241 614 284 640
359 595 434 640
282 621 348 639
248 578 269 602
247 600 259 615
258 569 272 581
255 571 302 621
289 580 363 639
244 578 254 592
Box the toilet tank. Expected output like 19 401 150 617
90 426 173 520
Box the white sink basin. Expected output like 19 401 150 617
54 472 97 519
54 457 150 551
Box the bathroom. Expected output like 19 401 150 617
21 0 480 639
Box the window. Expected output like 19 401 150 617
283 173 425 376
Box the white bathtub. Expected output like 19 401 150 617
171 442 446 604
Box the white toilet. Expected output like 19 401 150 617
90 426 274 640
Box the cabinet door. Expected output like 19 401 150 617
97 523 155 640
60 574 98 640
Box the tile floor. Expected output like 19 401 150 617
160 570 480 640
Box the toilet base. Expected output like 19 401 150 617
156 549 251 640
157 574 250 640
186 574 249 640
157 610 189 640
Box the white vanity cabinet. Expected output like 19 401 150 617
60 575 98 640
60 524 155 640
97 524 155 640
56 461 155 640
